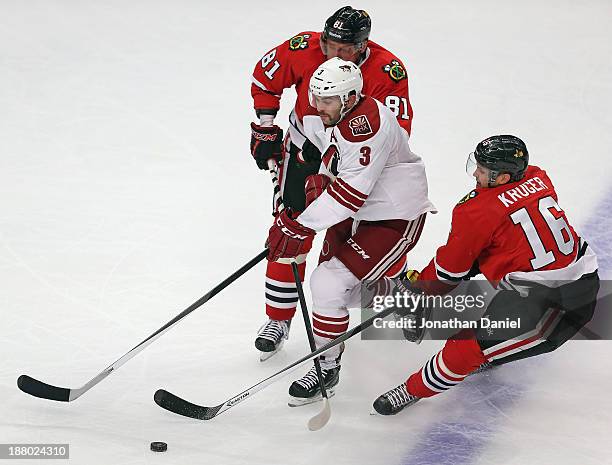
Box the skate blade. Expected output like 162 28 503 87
288 388 335 407
259 340 285 362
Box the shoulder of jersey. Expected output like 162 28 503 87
456 189 480 207
284 31 321 53
363 40 408 84
337 96 382 143
454 187 497 216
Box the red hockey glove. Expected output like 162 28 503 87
266 209 315 261
250 123 283 170
304 174 331 208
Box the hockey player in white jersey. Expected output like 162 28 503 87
266 57 436 404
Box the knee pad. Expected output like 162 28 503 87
310 257 360 311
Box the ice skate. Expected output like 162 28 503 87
255 318 291 361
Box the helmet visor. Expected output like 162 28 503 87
320 36 362 61
466 152 478 179
308 88 316 108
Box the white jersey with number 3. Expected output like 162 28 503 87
297 96 436 232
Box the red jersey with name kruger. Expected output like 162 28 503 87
420 165 584 286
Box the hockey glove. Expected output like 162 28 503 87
250 123 283 170
297 138 322 163
266 209 315 261
304 174 331 208
392 270 432 344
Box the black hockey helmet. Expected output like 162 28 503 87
323 6 371 45
473 135 529 183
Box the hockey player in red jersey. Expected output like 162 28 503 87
372 135 600 415
266 58 435 405
250 6 415 359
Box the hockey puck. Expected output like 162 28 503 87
150 442 167 452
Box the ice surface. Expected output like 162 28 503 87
1 1 611 464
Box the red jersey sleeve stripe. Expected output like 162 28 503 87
329 180 366 210
327 183 361 212
336 178 367 201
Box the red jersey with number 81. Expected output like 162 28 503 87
251 31 413 135
420 165 584 288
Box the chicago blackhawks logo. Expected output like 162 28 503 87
383 60 407 82
348 115 373 137
339 64 353 72
289 34 310 50
457 190 479 205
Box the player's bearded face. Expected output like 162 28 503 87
312 95 343 125
321 38 363 63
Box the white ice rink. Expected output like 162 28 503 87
2 1 612 464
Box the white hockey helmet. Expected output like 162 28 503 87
309 57 363 119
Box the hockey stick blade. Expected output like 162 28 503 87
291 261 331 430
154 389 222 420
308 398 331 431
153 304 397 420
17 375 70 402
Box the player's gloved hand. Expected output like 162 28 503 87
266 209 315 261
392 270 432 344
297 138 322 163
304 174 331 208
250 123 283 170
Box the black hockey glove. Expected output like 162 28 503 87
392 271 432 344
297 138 322 163
250 123 283 170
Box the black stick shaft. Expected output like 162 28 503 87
291 262 328 398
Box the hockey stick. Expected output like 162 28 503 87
268 159 284 212
291 261 331 431
17 249 268 402
269 158 331 428
153 304 395 420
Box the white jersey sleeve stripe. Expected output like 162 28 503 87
434 257 471 280
251 75 281 97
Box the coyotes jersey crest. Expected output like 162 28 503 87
348 115 373 137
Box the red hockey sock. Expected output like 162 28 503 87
265 261 306 321
406 330 487 398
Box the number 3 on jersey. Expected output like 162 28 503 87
359 146 371 166
261 49 281 80
510 195 575 270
